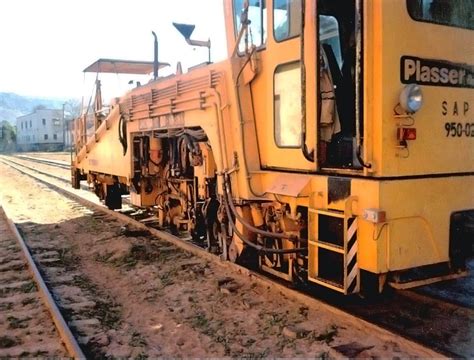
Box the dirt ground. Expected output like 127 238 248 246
0 161 440 358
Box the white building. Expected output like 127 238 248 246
16 108 65 151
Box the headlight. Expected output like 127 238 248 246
400 84 423 113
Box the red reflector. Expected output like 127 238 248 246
398 127 417 141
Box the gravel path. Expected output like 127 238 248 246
0 159 441 358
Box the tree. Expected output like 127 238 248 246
0 121 16 153
64 99 82 120
33 104 47 111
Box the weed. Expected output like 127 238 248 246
298 306 309 318
91 299 122 330
71 275 122 330
0 336 18 348
0 302 13 311
94 252 114 263
129 331 148 347
56 248 80 270
21 297 37 306
312 325 338 344
190 312 212 333
31 351 49 357
314 351 331 359
159 270 176 287
111 253 138 269
240 348 270 359
8 316 31 329
266 312 287 327
73 275 98 292
20 281 36 293
134 353 149 360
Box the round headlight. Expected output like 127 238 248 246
400 84 423 113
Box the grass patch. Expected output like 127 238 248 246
158 267 180 288
21 297 37 306
20 281 37 293
94 251 114 263
239 349 270 359
8 316 32 329
312 325 338 344
128 331 147 347
71 275 122 329
134 353 149 360
0 302 13 311
0 336 19 348
192 312 210 330
72 275 98 292
88 299 122 330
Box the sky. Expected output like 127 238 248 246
0 0 228 100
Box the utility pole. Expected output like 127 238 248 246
62 103 66 150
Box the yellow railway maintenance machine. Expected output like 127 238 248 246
72 0 474 295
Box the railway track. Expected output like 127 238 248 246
0 207 83 358
1 154 472 357
14 154 70 170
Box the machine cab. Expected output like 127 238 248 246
225 0 362 174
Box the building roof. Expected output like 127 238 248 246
17 108 62 120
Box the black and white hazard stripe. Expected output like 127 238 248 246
346 217 359 293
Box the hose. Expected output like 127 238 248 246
118 115 128 155
224 174 310 242
224 181 294 241
222 179 307 254
222 189 306 255
234 47 267 198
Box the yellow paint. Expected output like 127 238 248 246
72 0 473 288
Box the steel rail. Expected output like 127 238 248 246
0 156 447 358
0 206 85 359
14 155 70 169
3 157 91 193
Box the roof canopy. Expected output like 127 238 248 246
83 58 169 74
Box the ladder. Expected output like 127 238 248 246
308 197 360 294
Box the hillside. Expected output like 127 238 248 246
0 92 69 125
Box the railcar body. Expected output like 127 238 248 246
72 0 474 294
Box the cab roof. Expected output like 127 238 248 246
83 58 169 74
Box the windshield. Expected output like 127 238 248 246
407 0 474 30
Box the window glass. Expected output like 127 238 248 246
407 0 474 30
274 62 302 147
319 15 342 68
233 0 267 51
274 0 302 41
44 134 48 140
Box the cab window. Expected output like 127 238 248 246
273 0 302 42
233 0 267 50
407 0 474 30
274 62 302 148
